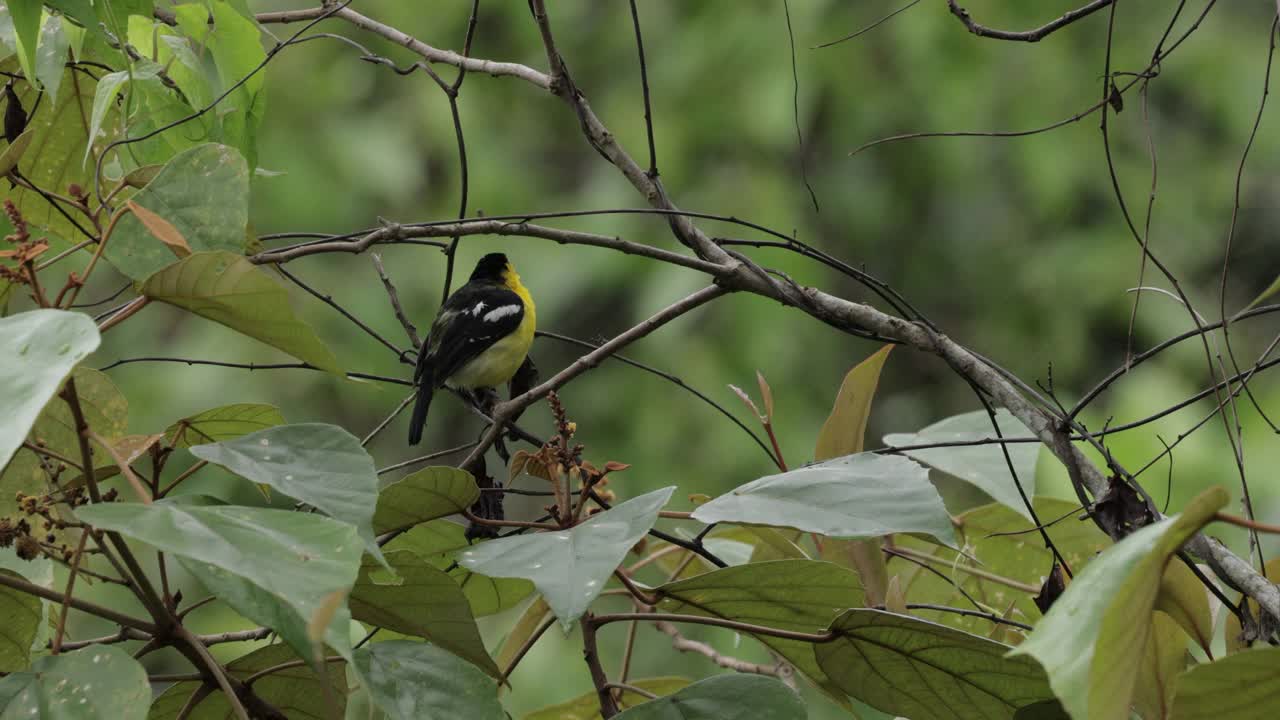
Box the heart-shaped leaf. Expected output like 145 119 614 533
884 409 1041 521
1169 646 1280 719
387 520 533 616
458 487 674 629
816 609 1055 720
692 453 957 547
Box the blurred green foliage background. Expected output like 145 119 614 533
7 1 1280 716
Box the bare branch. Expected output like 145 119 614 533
946 0 1115 42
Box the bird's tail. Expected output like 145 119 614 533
407 384 434 445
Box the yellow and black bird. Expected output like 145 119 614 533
408 253 536 445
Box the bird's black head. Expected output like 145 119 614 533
470 253 510 282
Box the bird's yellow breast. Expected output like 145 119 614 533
445 266 535 389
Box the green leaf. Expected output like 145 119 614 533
84 67 161 167
884 409 1041 521
1133 612 1187 720
1 58 96 243
173 2 266 167
104 144 250 281
1155 560 1213 655
891 497 1111 635
388 520 533 616
0 310 99 472
2 367 127 540
656 559 863 692
692 453 958 547
612 675 806 720
373 466 479 534
189 423 380 552
140 251 342 373
0 570 40 672
0 645 149 719
817 609 1055 720
32 14 67 100
459 486 675 629
1244 273 1280 312
163 402 285 448
6 2 40 90
815 344 892 460
1009 486 1229 720
75 501 362 655
496 594 551 672
0 128 33 177
44 2 98 35
1169 647 1280 719
147 642 347 720
350 550 498 677
525 678 692 720
354 640 503 720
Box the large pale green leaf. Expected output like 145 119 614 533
891 497 1110 634
350 550 498 677
147 642 347 720
692 453 957 547
0 570 40 672
373 466 479 534
1009 487 1228 720
611 675 805 720
0 645 149 719
75 501 362 653
525 678 692 720
817 609 1054 720
84 65 161 168
0 309 99 471
387 520 533 616
189 423 379 551
656 559 863 692
1169 647 1280 719
103 144 249 281
354 640 503 720
32 14 68 100
163 402 285 448
173 2 265 167
884 409 1041 521
459 486 674 629
1134 612 1187 720
139 251 342 373
815 344 892 460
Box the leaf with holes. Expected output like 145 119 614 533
1009 486 1228 720
140 251 342 374
817 610 1054 720
350 550 497 677
656 559 863 695
884 409 1042 521
693 452 957 547
355 640 503 720
373 466 479 534
459 487 674 629
164 403 285 448
0 645 149 719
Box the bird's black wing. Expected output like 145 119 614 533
415 283 525 388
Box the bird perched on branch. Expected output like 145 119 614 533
408 253 536 445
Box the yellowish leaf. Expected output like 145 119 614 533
1155 560 1213 655
126 199 191 258
814 345 893 461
